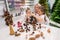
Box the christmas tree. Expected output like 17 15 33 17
39 0 50 17
51 0 59 12
51 0 60 23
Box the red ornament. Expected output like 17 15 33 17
17 21 22 28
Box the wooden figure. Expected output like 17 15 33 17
15 32 20 36
4 11 13 26
35 34 40 38
29 37 36 40
30 16 37 24
3 10 10 17
17 21 22 28
19 29 24 32
47 28 51 33
9 24 15 35
38 24 41 29
5 15 13 26
32 24 36 31
40 32 45 39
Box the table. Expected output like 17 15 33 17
0 16 60 40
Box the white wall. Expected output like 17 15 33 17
0 1 5 16
0 1 6 29
49 0 55 9
34 0 39 4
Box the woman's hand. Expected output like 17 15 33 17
31 13 36 17
31 13 44 22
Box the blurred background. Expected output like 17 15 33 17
0 0 60 40
0 0 60 27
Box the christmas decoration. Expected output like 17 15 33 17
15 32 20 36
26 16 37 31
51 0 59 12
40 32 44 37
50 0 60 24
29 37 36 40
5 15 13 26
18 29 25 32
3 10 10 17
35 34 40 38
17 21 22 28
9 24 15 35
4 11 13 26
47 28 51 33
33 24 36 31
30 16 37 24
39 0 50 17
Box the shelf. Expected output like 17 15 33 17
7 0 34 12
8 1 34 3
8 1 24 3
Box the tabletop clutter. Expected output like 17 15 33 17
3 4 51 40
8 15 51 40
3 11 51 40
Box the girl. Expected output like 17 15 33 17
26 8 32 23
25 8 37 31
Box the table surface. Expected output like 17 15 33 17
0 16 60 40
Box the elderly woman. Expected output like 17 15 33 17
32 3 49 25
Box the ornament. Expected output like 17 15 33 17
18 29 25 32
35 34 40 38
5 15 13 26
47 28 51 33
17 21 22 28
15 32 20 36
29 37 36 40
33 24 36 31
30 16 37 24
9 24 15 35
